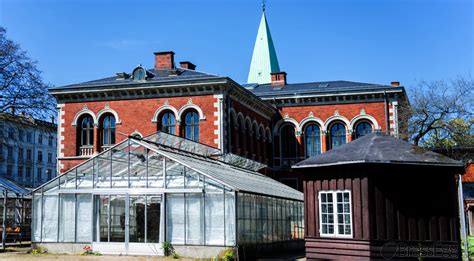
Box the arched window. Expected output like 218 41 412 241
328 122 346 150
237 117 245 155
229 114 237 153
280 124 297 159
245 121 253 156
79 115 94 147
158 111 176 134
77 115 94 156
304 124 321 157
183 110 199 141
260 127 266 162
101 114 116 148
354 121 372 139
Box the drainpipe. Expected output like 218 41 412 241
383 91 390 134
458 174 469 260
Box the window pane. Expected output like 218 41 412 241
129 196 145 243
42 195 58 242
109 195 125 242
205 193 225 245
146 196 161 243
166 194 184 244
186 194 203 245
76 194 92 242
59 194 75 242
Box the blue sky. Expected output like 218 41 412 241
0 0 472 91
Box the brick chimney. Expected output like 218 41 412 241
391 81 400 87
154 51 175 70
179 61 196 70
271 72 287 86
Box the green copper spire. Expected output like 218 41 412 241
247 8 280 84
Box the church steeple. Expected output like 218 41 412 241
247 3 280 84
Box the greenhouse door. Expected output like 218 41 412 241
92 194 163 255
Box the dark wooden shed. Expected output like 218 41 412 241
293 132 465 260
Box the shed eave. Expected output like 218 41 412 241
293 160 464 169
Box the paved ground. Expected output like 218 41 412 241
0 246 306 260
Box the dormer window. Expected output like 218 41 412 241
132 66 147 81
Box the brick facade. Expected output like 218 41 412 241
53 51 407 191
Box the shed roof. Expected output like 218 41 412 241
293 132 464 169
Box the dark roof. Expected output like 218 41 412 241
293 132 464 169
244 80 404 97
49 68 221 91
0 113 56 130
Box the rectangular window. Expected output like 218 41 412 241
38 134 43 144
7 164 13 176
18 165 23 177
8 127 15 139
26 167 31 178
18 147 24 161
47 169 52 180
37 167 42 180
47 152 52 163
26 149 32 161
48 135 53 146
7 146 13 159
26 132 32 143
38 151 43 162
319 190 352 238
19 129 24 141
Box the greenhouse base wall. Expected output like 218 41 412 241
174 245 229 258
32 242 86 254
238 240 305 260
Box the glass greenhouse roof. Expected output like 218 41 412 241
34 132 302 201
0 175 30 197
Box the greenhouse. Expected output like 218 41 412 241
31 133 303 257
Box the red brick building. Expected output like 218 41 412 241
49 10 407 190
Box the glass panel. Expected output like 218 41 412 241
95 152 111 188
77 161 93 188
147 154 164 188
166 159 184 188
76 194 92 242
59 170 76 189
32 193 42 242
129 142 148 188
99 196 109 242
59 194 75 242
111 144 129 188
146 196 161 243
185 168 201 188
166 194 185 244
225 191 235 245
109 195 126 242
129 196 145 243
205 193 225 245
41 195 58 242
185 194 203 245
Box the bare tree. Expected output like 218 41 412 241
0 26 55 119
399 77 474 147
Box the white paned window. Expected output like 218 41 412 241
319 190 352 238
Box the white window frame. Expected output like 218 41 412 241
318 190 353 238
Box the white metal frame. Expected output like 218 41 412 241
318 190 353 238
